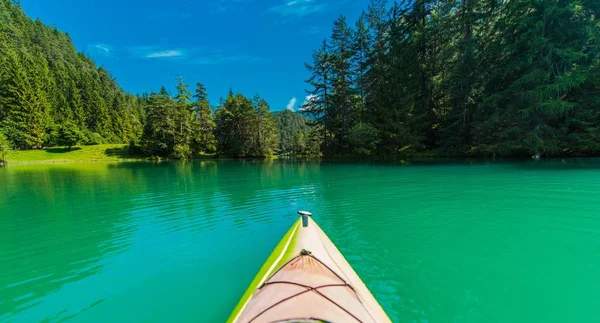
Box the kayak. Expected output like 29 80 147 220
227 211 392 323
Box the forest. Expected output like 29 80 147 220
303 0 600 157
0 0 313 159
1 0 599 159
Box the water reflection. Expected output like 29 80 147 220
1 160 598 322
0 164 146 322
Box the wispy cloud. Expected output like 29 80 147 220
270 0 326 17
128 46 261 65
89 43 113 56
286 97 298 111
146 50 185 58
303 94 316 104
128 46 187 59
300 94 317 110
94 44 111 53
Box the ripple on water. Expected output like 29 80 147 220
1 160 600 322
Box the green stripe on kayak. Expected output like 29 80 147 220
227 218 301 323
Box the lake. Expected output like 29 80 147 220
1 160 599 322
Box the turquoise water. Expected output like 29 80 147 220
1 160 599 322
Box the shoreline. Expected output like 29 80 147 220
6 156 599 166
4 145 598 166
7 158 148 165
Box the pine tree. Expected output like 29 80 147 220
352 11 371 115
329 15 357 154
215 92 256 157
0 45 49 148
192 82 217 154
275 109 312 155
57 121 84 150
173 76 194 158
141 87 178 157
303 40 332 151
0 2 144 149
473 0 598 156
253 95 279 157
438 0 481 153
0 130 10 162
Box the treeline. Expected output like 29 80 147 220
0 0 313 159
275 109 321 156
0 0 144 148
303 0 600 157
140 79 280 159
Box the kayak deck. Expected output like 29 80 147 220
228 215 392 323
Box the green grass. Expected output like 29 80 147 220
7 144 146 164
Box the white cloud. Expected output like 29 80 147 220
89 44 113 56
146 50 184 58
270 0 326 17
286 97 298 111
303 94 316 105
300 95 317 111
94 44 111 53
128 46 260 64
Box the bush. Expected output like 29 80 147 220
348 123 380 156
128 139 144 156
171 144 192 160
43 125 59 147
0 130 11 163
85 132 105 145
57 122 85 150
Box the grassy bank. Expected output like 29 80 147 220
6 144 146 164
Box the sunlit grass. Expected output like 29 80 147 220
8 144 145 164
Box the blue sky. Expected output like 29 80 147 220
20 0 370 111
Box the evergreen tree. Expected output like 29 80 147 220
275 109 311 155
473 0 599 156
352 12 371 119
302 40 332 151
173 76 194 158
192 82 217 154
141 87 177 157
57 121 84 150
329 15 357 154
252 95 279 157
214 92 256 157
0 2 143 148
0 130 10 162
0 45 49 148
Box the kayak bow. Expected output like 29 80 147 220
228 211 392 323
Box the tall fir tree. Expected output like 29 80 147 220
192 82 217 154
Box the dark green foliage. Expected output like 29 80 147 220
0 1 143 149
141 87 178 157
57 121 84 150
4 0 599 159
303 41 332 151
348 123 380 156
214 92 279 157
304 0 600 157
192 82 217 154
0 129 10 162
139 79 218 159
253 95 279 157
275 109 319 156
